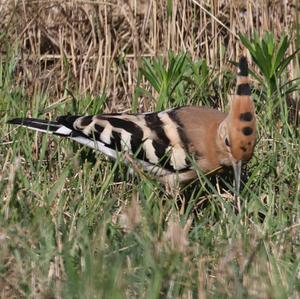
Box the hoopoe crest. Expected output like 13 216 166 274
8 56 256 191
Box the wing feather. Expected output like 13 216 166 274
8 107 194 180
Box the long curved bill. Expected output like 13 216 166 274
232 160 242 196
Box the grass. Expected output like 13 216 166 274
1 1 300 298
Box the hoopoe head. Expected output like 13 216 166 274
218 56 256 193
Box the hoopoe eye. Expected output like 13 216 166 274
225 137 230 147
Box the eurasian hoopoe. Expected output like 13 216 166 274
8 57 256 192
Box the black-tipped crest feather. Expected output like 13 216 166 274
237 83 251 95
238 56 248 76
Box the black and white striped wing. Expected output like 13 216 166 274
58 109 193 175
8 108 194 180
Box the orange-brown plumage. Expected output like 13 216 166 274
175 106 226 172
225 57 256 163
227 95 256 162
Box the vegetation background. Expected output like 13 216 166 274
1 0 299 298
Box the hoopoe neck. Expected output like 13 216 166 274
216 118 232 167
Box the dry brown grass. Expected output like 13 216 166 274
1 0 299 111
